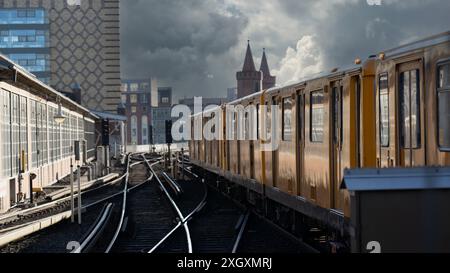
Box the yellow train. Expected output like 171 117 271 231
189 31 450 249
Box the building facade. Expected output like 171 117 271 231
121 79 153 145
152 87 173 144
0 0 121 113
236 41 276 99
151 107 172 144
121 80 174 145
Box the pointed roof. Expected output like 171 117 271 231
242 40 256 72
259 48 271 76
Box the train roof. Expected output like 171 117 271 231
383 31 450 59
192 31 450 116
0 53 98 119
229 63 363 102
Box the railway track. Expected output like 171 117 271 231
1 152 318 253
0 154 138 253
0 171 126 232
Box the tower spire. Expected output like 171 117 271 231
242 40 256 71
259 48 270 76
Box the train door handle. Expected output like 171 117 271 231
377 158 381 168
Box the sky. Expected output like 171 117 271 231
120 0 450 102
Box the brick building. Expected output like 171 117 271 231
236 41 276 99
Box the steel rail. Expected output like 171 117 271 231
71 203 114 253
144 156 209 253
231 212 250 253
161 171 182 194
147 222 183 253
104 154 160 253
0 172 125 224
105 154 131 253
144 156 193 253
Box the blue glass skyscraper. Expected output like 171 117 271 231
0 8 50 84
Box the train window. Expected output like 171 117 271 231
437 62 450 149
244 112 249 140
282 97 292 141
379 74 389 147
310 90 324 143
332 86 343 146
399 69 421 149
265 102 271 141
256 103 259 139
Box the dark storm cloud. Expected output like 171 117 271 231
276 0 450 69
120 0 248 100
121 0 450 101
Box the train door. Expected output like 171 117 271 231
330 81 343 209
296 91 305 196
397 61 425 167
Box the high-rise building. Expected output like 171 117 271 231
236 41 276 99
0 0 121 113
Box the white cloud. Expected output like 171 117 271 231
272 35 324 85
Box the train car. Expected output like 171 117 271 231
0 55 99 213
375 31 450 168
189 31 450 249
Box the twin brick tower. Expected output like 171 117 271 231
236 41 276 98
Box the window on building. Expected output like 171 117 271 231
11 94 20 174
161 97 169 104
17 10 27 18
438 62 450 149
310 90 324 143
0 29 48 48
120 83 128 92
140 82 149 89
121 94 126 103
141 94 147 104
8 53 49 72
142 115 148 144
131 106 137 113
130 94 137 104
379 74 389 147
282 97 292 141
30 100 38 168
19 96 28 171
131 115 138 144
399 69 421 149
130 83 139 92
40 103 47 165
0 9 46 25
1 90 11 178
